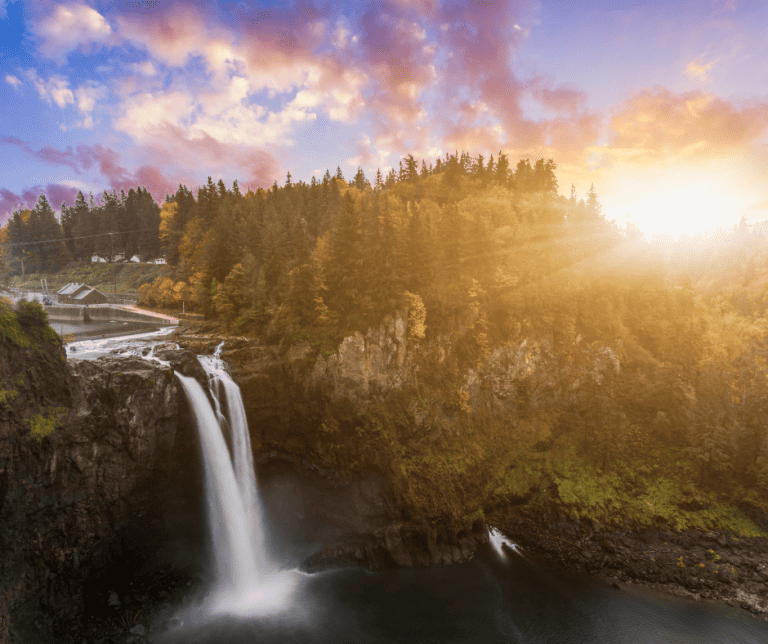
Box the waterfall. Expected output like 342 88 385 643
488 527 522 557
175 344 297 617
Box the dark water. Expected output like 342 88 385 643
154 544 768 644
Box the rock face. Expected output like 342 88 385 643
0 343 184 643
178 316 490 574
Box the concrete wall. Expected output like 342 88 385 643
45 305 178 325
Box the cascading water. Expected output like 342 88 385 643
488 527 523 558
175 344 299 618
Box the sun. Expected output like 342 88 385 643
601 162 765 240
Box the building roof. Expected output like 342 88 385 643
59 283 92 298
57 282 81 295
72 287 104 301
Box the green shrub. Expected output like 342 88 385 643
15 299 49 328
29 407 67 441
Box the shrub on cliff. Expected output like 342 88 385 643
15 299 49 329
0 298 33 347
13 298 59 345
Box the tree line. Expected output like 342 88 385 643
2 186 161 275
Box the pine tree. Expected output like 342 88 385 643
27 194 65 272
353 166 368 191
137 187 161 259
496 152 509 185
404 155 419 182
71 191 94 260
586 183 602 220
60 201 76 257
6 209 30 275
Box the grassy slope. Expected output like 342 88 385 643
10 262 171 295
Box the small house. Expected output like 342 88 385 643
154 257 167 265
129 255 141 263
71 287 107 306
91 255 107 263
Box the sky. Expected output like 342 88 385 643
1 0 767 237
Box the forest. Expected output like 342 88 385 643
3 150 768 529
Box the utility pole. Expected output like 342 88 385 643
110 233 116 293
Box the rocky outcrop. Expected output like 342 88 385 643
0 344 184 643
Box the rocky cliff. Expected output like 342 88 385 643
0 340 184 643
176 313 494 574
175 312 768 616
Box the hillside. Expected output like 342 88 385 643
9 261 172 296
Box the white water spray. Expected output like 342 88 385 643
488 527 522 557
175 345 298 617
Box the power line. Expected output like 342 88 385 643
0 227 158 249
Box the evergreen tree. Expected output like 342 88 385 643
586 183 603 220
136 187 161 259
353 166 368 192
6 209 30 275
496 152 509 185
404 155 419 182
27 194 65 272
60 201 76 257
94 190 121 260
71 191 95 260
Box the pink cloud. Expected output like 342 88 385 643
528 78 589 115
0 137 185 207
140 123 278 189
0 184 81 220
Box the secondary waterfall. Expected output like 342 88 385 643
175 343 298 617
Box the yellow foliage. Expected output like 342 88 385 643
158 201 177 246
138 276 188 308
403 291 427 340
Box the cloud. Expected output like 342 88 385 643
608 87 768 161
137 122 279 189
528 78 589 115
21 69 106 127
345 134 376 170
1 136 95 173
0 183 81 219
113 90 196 139
126 60 159 77
32 1 113 61
5 75 22 90
0 137 182 203
24 69 74 107
685 58 718 82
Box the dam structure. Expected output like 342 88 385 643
44 304 179 325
